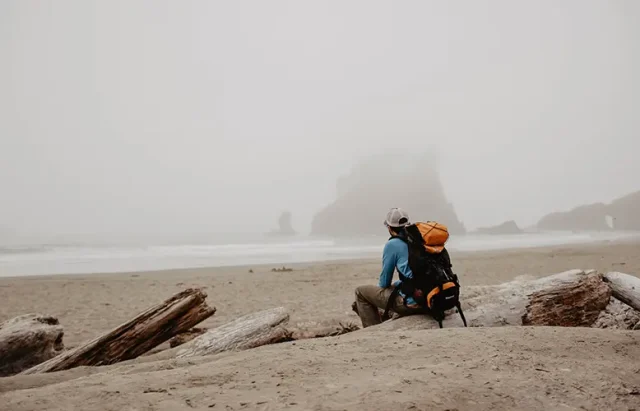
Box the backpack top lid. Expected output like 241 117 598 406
409 221 449 254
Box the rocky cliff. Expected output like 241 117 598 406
311 153 465 236
537 190 640 231
537 203 611 231
607 191 640 230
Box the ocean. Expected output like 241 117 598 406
0 231 638 277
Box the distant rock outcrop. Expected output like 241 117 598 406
310 153 465 237
475 220 523 235
268 211 296 236
607 191 640 230
537 190 640 231
537 203 611 231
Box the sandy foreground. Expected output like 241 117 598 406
1 240 639 410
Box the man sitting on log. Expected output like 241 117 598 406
354 208 424 327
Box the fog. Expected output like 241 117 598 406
1 1 638 241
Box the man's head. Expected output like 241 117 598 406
384 208 410 236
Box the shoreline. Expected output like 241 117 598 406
1 233 639 280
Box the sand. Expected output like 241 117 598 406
1 240 639 410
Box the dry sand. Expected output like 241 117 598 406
1 240 639 410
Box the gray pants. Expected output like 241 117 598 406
354 285 423 328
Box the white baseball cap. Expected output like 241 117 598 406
384 208 411 228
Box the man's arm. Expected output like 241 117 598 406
378 241 397 288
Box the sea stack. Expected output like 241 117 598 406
310 152 465 237
268 211 295 236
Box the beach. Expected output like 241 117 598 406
1 239 639 410
1 239 639 348
4 1 639 409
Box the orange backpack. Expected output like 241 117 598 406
390 220 466 328
409 221 450 254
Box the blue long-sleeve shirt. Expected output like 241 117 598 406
378 237 417 306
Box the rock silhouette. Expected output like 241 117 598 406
607 191 640 230
267 211 296 236
475 220 523 235
537 190 640 231
311 152 465 236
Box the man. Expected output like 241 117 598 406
354 208 423 328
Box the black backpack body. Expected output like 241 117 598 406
384 222 467 328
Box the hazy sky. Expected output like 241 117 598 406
1 1 638 239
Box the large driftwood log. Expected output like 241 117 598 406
368 270 612 331
522 271 610 326
23 288 215 374
603 271 640 312
176 307 289 358
176 271 619 358
0 314 64 377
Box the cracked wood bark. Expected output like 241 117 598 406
0 314 64 377
603 271 640 312
176 307 289 358
368 270 612 331
22 288 215 374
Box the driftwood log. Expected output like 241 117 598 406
368 270 614 331
178 270 637 358
287 321 360 340
174 310 362 358
604 271 640 312
0 314 64 377
169 327 208 348
23 288 215 374
177 307 289 358
9 269 635 373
